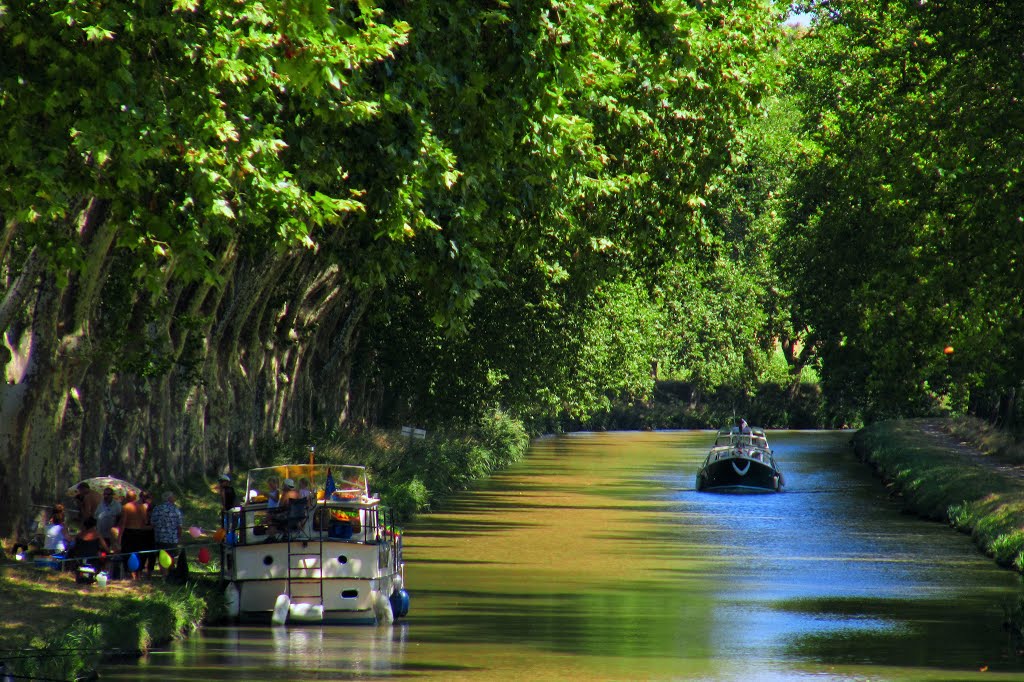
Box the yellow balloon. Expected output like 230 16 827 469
158 549 172 569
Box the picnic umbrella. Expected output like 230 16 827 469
66 475 141 499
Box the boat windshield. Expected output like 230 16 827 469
713 428 770 450
242 464 368 505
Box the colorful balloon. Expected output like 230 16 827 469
158 549 172 569
213 528 227 542
944 346 955 355
189 526 202 538
197 547 211 564
127 553 140 572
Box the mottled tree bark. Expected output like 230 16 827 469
0 218 372 542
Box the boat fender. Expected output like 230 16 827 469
289 603 324 622
390 589 410 619
272 593 290 626
224 582 240 619
372 590 394 625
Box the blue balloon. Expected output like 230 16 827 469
128 553 141 572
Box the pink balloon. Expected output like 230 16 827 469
188 526 202 538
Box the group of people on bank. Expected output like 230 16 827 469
44 481 188 579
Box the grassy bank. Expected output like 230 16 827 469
0 566 215 681
852 417 1024 570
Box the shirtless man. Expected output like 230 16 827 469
279 478 301 507
118 491 152 580
75 483 102 526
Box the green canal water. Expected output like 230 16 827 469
101 430 1024 680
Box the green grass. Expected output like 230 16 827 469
853 418 1024 570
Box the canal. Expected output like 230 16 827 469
102 430 1024 680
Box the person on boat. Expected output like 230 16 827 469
43 504 73 553
740 418 751 434
118 490 152 580
150 491 182 576
279 478 301 507
95 487 123 551
74 483 102 526
265 476 281 508
298 477 312 500
69 516 109 573
269 478 303 537
218 474 237 530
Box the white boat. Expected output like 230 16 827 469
695 425 784 493
220 464 408 624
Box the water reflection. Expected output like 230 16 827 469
103 430 1024 681
115 624 409 680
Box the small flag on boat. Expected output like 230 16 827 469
325 468 336 498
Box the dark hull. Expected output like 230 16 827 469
696 456 782 493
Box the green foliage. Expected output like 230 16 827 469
381 477 430 521
783 1 1024 422
0 0 411 289
354 0 785 427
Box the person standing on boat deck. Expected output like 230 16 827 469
298 477 312 500
150 492 182 576
218 474 237 529
95 487 123 551
740 418 751 434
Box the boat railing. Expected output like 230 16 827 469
225 495 398 548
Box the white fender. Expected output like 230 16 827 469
289 602 324 622
372 590 394 625
224 582 240 619
272 593 290 626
